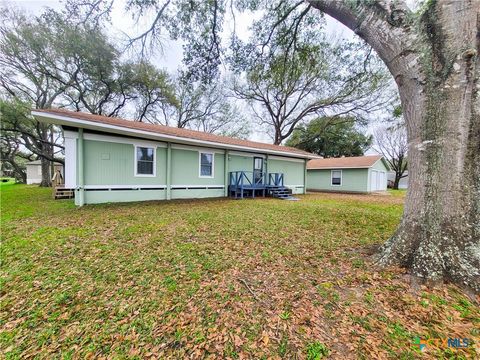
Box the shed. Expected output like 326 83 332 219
306 155 390 193
26 160 63 185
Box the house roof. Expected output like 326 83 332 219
307 155 386 169
32 109 317 159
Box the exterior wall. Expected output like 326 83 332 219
228 153 259 172
83 189 167 204
83 139 167 186
368 159 389 192
26 164 42 184
171 148 224 187
307 168 369 193
170 146 225 200
70 131 307 204
64 132 77 188
267 157 306 194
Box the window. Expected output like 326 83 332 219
331 170 342 186
135 146 155 176
199 152 214 177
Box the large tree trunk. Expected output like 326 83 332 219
39 124 52 187
40 157 51 187
393 176 400 190
310 0 480 292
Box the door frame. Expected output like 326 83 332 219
253 157 264 184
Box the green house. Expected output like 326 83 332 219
32 109 316 205
307 155 390 193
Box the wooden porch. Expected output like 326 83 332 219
228 171 297 200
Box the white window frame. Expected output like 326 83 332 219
331 169 342 186
199 151 214 178
134 145 156 177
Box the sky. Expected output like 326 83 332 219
3 0 356 72
2 0 399 149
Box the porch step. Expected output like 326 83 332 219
53 187 74 199
268 187 293 199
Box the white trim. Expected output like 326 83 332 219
171 185 224 188
84 184 166 189
331 170 342 186
228 151 266 158
198 151 214 178
63 130 78 139
64 137 77 188
134 145 157 177
267 155 305 163
32 111 315 159
285 185 305 188
171 143 224 154
84 132 166 148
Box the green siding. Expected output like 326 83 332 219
76 136 308 204
371 159 389 172
228 154 255 172
268 158 304 186
84 140 167 185
171 149 224 186
307 168 369 193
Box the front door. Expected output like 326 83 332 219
253 157 263 185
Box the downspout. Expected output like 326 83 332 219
166 142 172 200
224 150 229 197
77 128 85 206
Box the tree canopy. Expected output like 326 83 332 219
286 116 372 158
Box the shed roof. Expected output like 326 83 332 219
32 109 317 159
307 155 386 169
26 160 63 166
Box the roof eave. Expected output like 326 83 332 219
32 111 318 159
307 166 372 170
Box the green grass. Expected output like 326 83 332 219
388 189 407 197
0 178 16 187
1 186 478 359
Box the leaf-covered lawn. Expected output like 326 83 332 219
1 185 478 359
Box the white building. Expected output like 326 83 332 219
26 160 63 184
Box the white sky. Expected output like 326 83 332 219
3 0 405 150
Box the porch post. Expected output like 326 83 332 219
166 142 171 200
224 150 229 197
77 128 85 206
265 154 269 185
303 159 307 194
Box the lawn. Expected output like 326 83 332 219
1 184 478 359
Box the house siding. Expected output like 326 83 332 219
171 148 225 187
307 168 369 193
72 132 307 204
268 158 305 194
83 140 167 186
